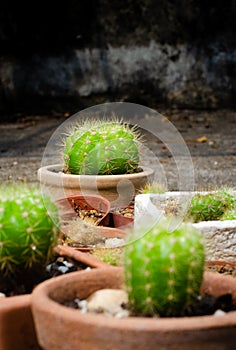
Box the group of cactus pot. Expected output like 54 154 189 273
1 116 236 350
31 220 236 350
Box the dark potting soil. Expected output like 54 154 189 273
0 255 88 297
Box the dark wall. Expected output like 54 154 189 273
1 0 236 53
0 1 236 117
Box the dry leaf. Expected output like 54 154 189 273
196 135 207 143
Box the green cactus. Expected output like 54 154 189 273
63 118 140 175
124 222 205 317
186 189 236 223
0 184 60 274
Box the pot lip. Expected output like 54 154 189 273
38 164 154 180
0 293 31 309
31 267 236 331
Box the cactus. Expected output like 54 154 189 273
124 222 205 317
139 181 166 194
63 118 140 175
0 185 60 274
186 189 236 223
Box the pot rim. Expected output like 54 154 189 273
32 267 236 332
38 164 154 181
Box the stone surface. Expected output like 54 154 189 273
0 43 235 114
194 221 236 262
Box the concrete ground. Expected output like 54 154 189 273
0 108 235 191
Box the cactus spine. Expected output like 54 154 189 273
124 222 205 317
63 118 140 175
0 185 60 274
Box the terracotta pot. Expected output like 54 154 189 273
54 244 112 268
38 164 154 207
32 267 236 350
56 194 111 226
0 294 41 350
110 206 134 228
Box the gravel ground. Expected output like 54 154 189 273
0 109 235 190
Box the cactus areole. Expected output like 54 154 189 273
124 222 205 317
63 119 140 175
0 186 60 274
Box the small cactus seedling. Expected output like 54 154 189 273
0 185 60 274
63 118 141 175
124 222 205 317
186 189 236 223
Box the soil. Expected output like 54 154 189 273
0 254 88 297
73 206 104 225
112 206 134 218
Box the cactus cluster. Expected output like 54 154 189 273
63 118 140 175
124 222 205 317
186 189 236 223
0 185 60 274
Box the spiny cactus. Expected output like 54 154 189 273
0 185 60 274
186 189 236 223
63 118 141 175
124 222 205 317
139 181 166 194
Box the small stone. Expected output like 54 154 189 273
86 289 128 317
63 260 74 268
214 309 226 316
57 266 69 274
105 238 125 248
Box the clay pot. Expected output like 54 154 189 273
0 235 119 350
55 244 114 268
56 194 111 226
110 206 134 228
38 164 154 207
32 267 236 350
0 294 41 350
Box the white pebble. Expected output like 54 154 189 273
57 266 69 274
214 309 226 316
86 289 128 317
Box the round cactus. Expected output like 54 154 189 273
186 189 236 222
63 118 140 175
124 222 205 317
0 185 60 274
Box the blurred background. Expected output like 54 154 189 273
0 0 236 120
